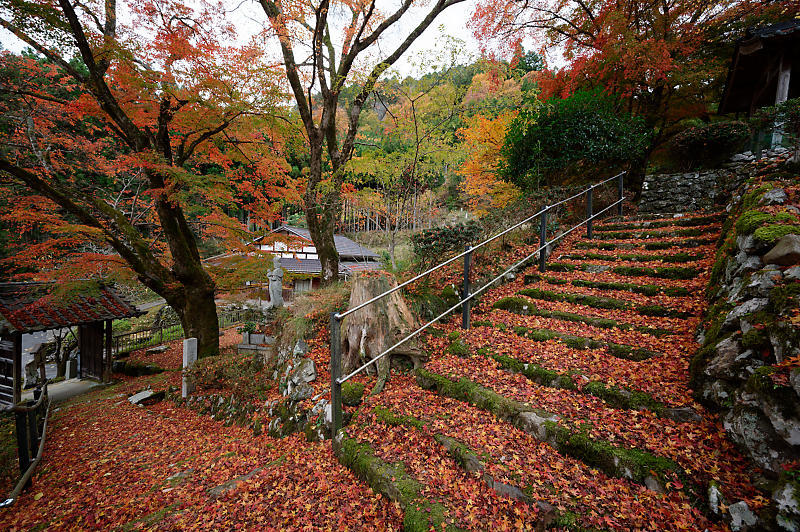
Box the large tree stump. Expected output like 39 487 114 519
341 272 426 395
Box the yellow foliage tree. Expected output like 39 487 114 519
458 111 521 216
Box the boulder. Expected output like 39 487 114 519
146 345 169 354
584 264 611 274
760 187 788 205
128 389 165 406
724 406 792 473
728 501 758 531
288 382 313 402
785 266 800 281
764 235 800 266
723 298 769 329
287 358 316 387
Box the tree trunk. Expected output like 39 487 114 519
341 272 426 394
172 285 219 358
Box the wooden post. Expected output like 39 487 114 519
104 320 112 383
772 53 792 147
12 333 21 405
329 313 342 434
15 410 29 474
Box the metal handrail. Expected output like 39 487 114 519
328 172 626 432
336 196 624 384
335 171 625 321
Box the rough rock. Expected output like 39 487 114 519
709 483 726 515
737 234 759 255
728 501 758 531
128 389 164 406
760 188 788 205
723 298 769 329
288 382 313 402
724 406 790 472
514 411 559 442
584 264 611 274
293 340 309 357
146 345 169 354
764 235 800 266
705 337 743 378
663 406 702 423
288 358 316 386
747 269 779 297
785 266 800 281
774 481 800 531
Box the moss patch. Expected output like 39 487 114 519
753 224 800 245
341 382 366 406
570 279 689 297
374 406 426 429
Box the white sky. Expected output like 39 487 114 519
0 0 486 78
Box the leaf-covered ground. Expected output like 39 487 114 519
340 211 767 530
0 333 402 531
1 211 766 530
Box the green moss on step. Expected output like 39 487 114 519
492 353 576 390
636 304 692 319
644 238 715 250
583 381 665 415
611 265 698 280
403 501 447 532
415 368 525 421
543 422 685 490
447 338 471 358
374 406 426 429
341 382 365 406
518 288 630 311
571 279 689 297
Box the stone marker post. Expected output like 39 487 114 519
182 337 198 398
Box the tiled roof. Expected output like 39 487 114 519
279 258 383 276
0 281 143 334
276 226 380 260
749 19 800 39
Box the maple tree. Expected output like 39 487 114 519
470 0 789 189
259 0 467 283
0 0 294 356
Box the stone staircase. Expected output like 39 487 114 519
335 212 765 531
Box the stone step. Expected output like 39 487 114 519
345 378 713 530
524 273 691 297
414 368 696 497
516 288 695 318
595 213 725 230
557 251 705 264
469 321 662 361
546 262 701 280
491 296 674 337
573 237 717 251
591 226 712 240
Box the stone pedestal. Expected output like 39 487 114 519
66 359 78 379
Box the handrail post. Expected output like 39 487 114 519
617 173 624 216
586 186 594 239
329 313 343 435
15 410 29 475
462 245 472 330
539 206 548 272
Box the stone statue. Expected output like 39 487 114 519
267 255 284 308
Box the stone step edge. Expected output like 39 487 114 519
490 296 674 338
332 433 449 532
595 214 725 230
573 237 717 251
516 287 696 319
414 368 699 500
523 273 691 298
370 406 561 530
546 262 700 281
469 320 661 361
479 349 700 423
557 251 705 265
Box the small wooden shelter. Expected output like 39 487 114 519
0 281 143 406
719 19 800 116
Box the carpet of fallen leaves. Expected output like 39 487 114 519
343 211 767 529
2 212 768 531
0 370 401 530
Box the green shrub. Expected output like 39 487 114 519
411 221 482 263
670 121 750 169
500 89 649 190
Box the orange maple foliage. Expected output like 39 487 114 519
458 111 521 216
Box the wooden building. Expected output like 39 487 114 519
720 19 799 142
0 282 143 406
